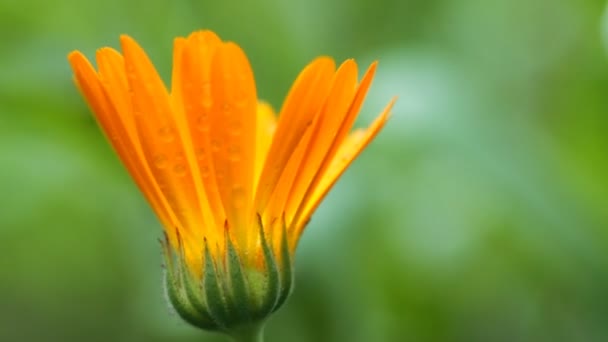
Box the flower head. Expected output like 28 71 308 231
68 30 394 334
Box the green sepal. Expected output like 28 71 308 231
273 220 294 312
225 228 252 321
161 237 217 330
177 245 216 328
161 216 296 335
256 215 280 317
202 239 230 329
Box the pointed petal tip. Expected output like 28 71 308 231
337 58 358 73
67 51 95 75
67 51 91 69
119 34 134 43
365 61 379 76
308 56 336 70
383 96 398 120
119 34 141 54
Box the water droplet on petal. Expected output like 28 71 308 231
158 126 174 142
196 113 210 132
200 166 210 178
153 154 168 169
222 103 232 115
195 147 206 160
229 121 242 135
228 145 241 161
235 89 248 108
202 97 213 109
173 163 187 177
211 139 221 152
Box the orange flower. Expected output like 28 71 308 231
68 30 394 333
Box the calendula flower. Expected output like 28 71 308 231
68 30 394 341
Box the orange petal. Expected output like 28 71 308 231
207 41 258 249
254 101 277 190
120 35 210 252
69 50 180 247
95 48 182 240
283 59 359 224
292 97 395 243
289 62 379 228
178 30 225 240
254 57 336 215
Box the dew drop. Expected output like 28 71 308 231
229 121 242 135
165 194 176 205
222 102 232 115
202 97 213 109
211 139 221 152
200 166 210 178
196 113 210 132
153 154 168 169
235 90 248 108
158 126 174 142
173 163 187 177
228 145 241 161
195 147 206 160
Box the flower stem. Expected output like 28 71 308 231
228 323 265 342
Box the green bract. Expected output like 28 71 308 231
162 216 293 334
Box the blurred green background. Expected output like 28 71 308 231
2 0 608 341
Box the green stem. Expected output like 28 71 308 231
228 323 265 342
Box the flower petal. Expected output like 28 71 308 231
292 97 395 244
178 30 225 241
120 35 211 256
254 57 335 215
69 51 182 243
289 62 380 229
254 101 277 190
94 48 183 246
283 59 359 225
208 41 258 249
